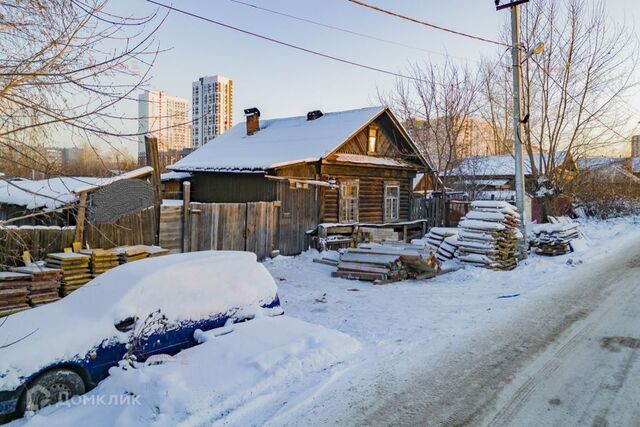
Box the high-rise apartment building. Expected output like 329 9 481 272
191 75 233 147
632 135 640 158
138 90 191 165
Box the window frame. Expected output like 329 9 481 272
384 182 400 222
367 124 378 154
339 180 359 223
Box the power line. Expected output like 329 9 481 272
347 0 510 48
228 0 473 63
144 0 432 84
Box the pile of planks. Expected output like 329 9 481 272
332 243 439 284
116 246 149 264
456 201 522 270
46 253 92 296
12 265 62 306
0 272 31 317
436 235 459 263
81 249 119 277
146 245 170 258
530 222 579 256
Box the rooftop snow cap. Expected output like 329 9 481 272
244 107 261 136
307 110 323 121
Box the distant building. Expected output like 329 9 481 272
406 117 512 168
191 75 233 148
45 147 63 170
62 147 81 168
138 90 191 165
632 135 640 158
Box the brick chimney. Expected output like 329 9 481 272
307 110 323 121
244 107 261 136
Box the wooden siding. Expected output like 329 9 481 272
190 172 277 203
320 164 414 223
272 162 318 178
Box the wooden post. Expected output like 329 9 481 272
74 192 88 246
182 181 191 253
145 135 162 245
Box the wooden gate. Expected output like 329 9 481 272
277 182 319 256
161 201 279 259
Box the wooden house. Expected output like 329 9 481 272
436 151 577 194
170 106 433 225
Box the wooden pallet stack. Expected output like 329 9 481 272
12 265 62 306
116 246 149 264
456 201 522 270
332 243 439 284
45 253 92 296
81 249 120 277
0 272 32 317
436 235 459 263
530 222 579 256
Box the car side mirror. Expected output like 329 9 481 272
115 316 136 333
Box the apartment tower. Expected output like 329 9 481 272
192 75 233 147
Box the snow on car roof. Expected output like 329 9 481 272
0 251 278 391
169 106 386 172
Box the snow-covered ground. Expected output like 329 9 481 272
9 217 640 426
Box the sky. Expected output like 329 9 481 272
103 0 640 156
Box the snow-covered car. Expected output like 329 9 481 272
0 251 282 421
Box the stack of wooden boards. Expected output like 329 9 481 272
146 245 170 258
46 253 91 295
80 249 119 277
11 265 62 307
0 272 31 316
116 246 149 264
331 242 439 284
456 201 523 270
530 222 580 256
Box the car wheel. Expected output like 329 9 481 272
22 368 86 412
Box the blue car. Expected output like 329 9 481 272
0 251 282 421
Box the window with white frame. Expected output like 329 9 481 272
339 180 359 223
384 183 400 222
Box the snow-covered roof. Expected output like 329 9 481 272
576 156 623 170
446 152 568 177
333 153 415 168
0 167 153 211
462 179 510 187
170 106 387 172
161 171 192 182
0 177 105 210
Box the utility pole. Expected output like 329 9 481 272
496 0 528 259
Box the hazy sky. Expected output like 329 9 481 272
105 0 640 155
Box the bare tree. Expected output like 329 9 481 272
0 0 166 178
383 59 480 223
482 0 639 197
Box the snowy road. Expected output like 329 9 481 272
479 251 640 427
362 233 640 427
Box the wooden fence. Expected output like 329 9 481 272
410 195 470 228
84 207 156 249
0 208 156 267
0 226 75 266
160 201 280 260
